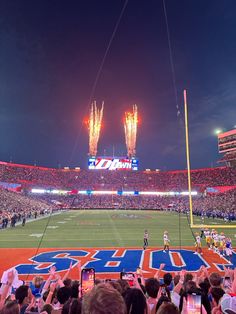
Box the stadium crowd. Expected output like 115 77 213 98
0 160 235 227
30 189 236 221
0 189 54 229
0 162 236 191
0 263 236 314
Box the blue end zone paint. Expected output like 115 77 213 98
151 249 209 271
16 250 88 274
215 250 236 270
84 250 143 272
14 249 236 275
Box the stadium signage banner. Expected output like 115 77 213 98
88 157 138 171
0 248 235 279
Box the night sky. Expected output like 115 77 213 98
0 0 236 170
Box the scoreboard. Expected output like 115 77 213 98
218 129 236 154
88 157 139 171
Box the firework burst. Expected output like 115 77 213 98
88 101 104 156
124 104 138 158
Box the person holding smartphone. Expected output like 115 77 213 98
81 268 95 296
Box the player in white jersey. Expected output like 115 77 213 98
194 232 203 255
163 231 170 252
210 229 216 249
213 231 219 253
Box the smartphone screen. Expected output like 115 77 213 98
186 294 201 314
81 268 95 295
161 287 167 296
120 272 134 287
223 278 232 290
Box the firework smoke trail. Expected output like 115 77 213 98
124 105 138 158
88 101 104 156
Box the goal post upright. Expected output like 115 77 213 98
183 90 194 228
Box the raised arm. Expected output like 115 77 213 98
62 262 73 282
154 263 165 280
43 266 56 293
0 270 15 310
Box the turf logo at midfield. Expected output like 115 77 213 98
7 248 235 277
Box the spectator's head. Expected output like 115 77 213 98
62 298 82 314
184 273 193 285
116 280 130 297
173 275 180 286
210 287 225 306
145 278 160 298
0 301 19 314
156 302 179 314
82 283 126 314
209 272 222 288
199 278 211 294
94 279 102 285
125 288 147 314
15 285 31 306
41 304 53 314
163 273 172 286
155 295 171 312
71 281 79 299
107 281 122 295
185 280 197 294
57 287 72 305
32 276 44 288
63 278 72 288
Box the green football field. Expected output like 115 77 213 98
0 210 235 248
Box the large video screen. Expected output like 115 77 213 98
218 129 236 153
88 157 138 171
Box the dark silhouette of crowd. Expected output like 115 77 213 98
0 263 236 314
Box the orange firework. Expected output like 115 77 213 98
88 101 104 156
124 104 138 158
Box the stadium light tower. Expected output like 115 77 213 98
214 128 223 135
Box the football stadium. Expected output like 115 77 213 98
1 1 236 314
1 120 236 312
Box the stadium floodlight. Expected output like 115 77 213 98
122 191 135 195
214 128 223 135
181 191 198 196
31 189 46 194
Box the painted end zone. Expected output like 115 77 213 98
0 247 235 280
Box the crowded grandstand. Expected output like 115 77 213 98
0 161 236 227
